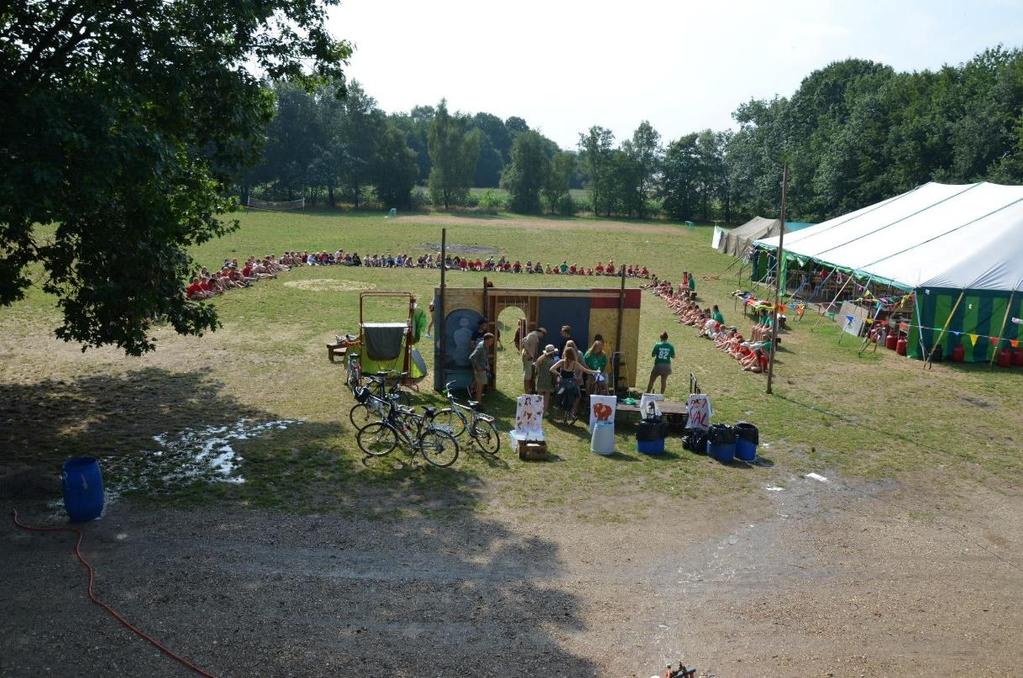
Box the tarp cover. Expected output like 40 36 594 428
754 182 1023 292
362 322 407 361
719 216 784 256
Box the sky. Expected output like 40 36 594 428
327 0 1023 149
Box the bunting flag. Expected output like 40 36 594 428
899 322 910 332
1011 339 1020 349
967 333 978 347
951 330 961 337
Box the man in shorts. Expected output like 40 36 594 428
520 325 546 394
470 333 495 402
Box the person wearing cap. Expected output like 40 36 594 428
533 344 559 414
520 325 547 394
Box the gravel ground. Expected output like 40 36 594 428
3 472 1022 677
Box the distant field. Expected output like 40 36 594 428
3 207 1021 514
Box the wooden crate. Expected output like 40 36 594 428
516 440 549 461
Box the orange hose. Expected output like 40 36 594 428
10 510 218 678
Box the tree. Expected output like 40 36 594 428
660 134 701 220
372 125 419 209
1 0 351 355
578 126 616 216
473 135 504 188
331 81 386 208
427 100 480 209
502 131 550 214
472 112 512 163
542 152 576 214
621 121 662 218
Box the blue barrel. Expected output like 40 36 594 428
62 457 104 522
734 422 759 462
637 438 665 455
706 439 735 462
706 424 736 463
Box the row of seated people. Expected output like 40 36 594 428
279 249 656 278
186 256 287 300
657 284 771 373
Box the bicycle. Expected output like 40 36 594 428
433 381 501 455
349 370 412 428
344 350 362 392
357 403 460 468
552 377 581 425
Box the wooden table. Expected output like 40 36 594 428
615 399 688 429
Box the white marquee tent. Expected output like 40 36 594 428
752 182 1023 362
753 182 1023 292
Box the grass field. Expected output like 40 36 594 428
2 207 1022 515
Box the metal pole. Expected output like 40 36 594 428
438 228 447 391
766 164 788 395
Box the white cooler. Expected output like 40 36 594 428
590 421 615 456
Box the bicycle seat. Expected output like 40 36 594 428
423 406 437 418
467 400 481 409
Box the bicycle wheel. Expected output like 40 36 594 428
349 403 374 429
433 408 467 438
419 429 459 468
357 422 399 457
471 419 500 455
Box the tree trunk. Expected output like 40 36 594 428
328 185 335 208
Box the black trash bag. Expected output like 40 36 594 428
706 423 736 444
682 429 709 454
636 419 668 442
734 422 759 445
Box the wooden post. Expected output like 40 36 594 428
766 164 788 395
615 265 625 354
438 228 447 390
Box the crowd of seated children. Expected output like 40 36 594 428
187 244 659 303
646 278 770 375
186 255 288 301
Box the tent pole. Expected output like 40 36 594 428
989 290 1016 366
811 268 858 333
925 290 965 370
858 300 884 354
766 164 788 396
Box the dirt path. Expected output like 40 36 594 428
393 213 688 236
3 474 1022 677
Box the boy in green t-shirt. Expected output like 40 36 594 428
647 331 676 394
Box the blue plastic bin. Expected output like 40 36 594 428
62 457 104 523
637 438 665 455
706 439 735 463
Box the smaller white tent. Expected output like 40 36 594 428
717 216 783 257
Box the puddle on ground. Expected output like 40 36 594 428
102 418 302 500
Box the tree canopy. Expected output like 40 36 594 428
1 0 351 354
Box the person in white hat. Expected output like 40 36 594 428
532 344 559 415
